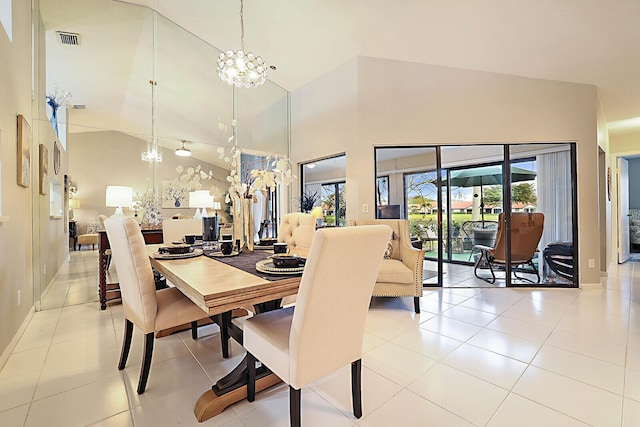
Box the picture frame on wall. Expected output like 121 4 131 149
39 144 48 195
17 114 31 188
162 179 188 208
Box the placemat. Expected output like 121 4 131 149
205 249 302 281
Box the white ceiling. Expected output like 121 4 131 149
126 0 640 125
42 0 640 165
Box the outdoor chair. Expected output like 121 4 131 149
462 220 498 258
472 213 544 284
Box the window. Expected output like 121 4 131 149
301 154 346 226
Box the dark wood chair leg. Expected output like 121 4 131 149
217 311 231 358
247 352 256 402
191 321 198 340
351 359 362 418
290 386 301 427
118 319 134 370
137 332 155 394
413 296 420 314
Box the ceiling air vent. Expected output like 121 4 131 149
56 31 80 46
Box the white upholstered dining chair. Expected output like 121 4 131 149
104 216 214 394
161 218 202 244
244 225 392 426
277 212 316 258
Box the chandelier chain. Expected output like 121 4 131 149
240 0 245 52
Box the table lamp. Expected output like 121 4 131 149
68 198 79 220
213 201 221 218
105 186 133 216
311 206 323 227
189 190 214 219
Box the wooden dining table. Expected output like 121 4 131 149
148 246 301 422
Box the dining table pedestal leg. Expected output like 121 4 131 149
194 300 284 422
194 372 281 422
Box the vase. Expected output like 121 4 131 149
242 197 255 252
143 196 163 228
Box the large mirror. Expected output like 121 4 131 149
36 0 290 309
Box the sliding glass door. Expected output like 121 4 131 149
375 143 577 288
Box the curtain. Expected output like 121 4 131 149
536 150 572 252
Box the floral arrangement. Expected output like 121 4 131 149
46 89 72 117
175 165 218 192
217 135 295 203
46 89 72 135
163 165 219 208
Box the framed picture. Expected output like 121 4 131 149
17 114 30 187
39 144 48 195
162 179 188 208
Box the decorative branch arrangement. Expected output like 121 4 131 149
216 122 295 202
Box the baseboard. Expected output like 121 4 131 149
579 282 602 288
0 306 35 372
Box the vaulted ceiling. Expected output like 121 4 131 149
42 0 640 166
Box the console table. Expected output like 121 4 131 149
98 228 163 310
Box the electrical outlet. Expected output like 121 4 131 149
588 259 595 268
43 264 46 275
17 290 21 306
363 204 369 213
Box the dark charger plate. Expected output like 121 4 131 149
158 244 192 255
270 254 306 268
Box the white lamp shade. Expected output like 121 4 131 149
69 198 80 209
106 186 133 209
213 201 221 210
189 191 214 209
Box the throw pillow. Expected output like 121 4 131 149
384 239 393 259
383 231 397 259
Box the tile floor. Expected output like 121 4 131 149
2 251 640 426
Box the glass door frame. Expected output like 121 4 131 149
374 143 579 288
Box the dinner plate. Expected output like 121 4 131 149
255 259 304 275
152 249 203 260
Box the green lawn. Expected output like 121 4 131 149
408 213 499 222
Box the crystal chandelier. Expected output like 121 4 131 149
217 0 266 88
141 79 163 163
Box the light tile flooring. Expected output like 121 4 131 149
2 251 640 426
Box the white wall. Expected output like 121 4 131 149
291 56 601 285
68 130 231 232
0 0 61 359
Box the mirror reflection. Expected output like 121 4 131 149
38 0 290 309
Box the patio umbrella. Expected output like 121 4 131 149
449 165 536 222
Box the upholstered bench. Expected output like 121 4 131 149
76 233 98 250
76 217 106 250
